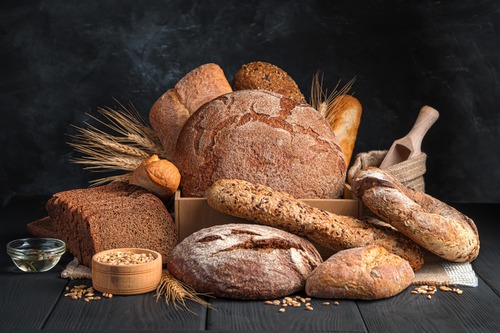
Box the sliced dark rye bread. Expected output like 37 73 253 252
27 216 60 239
45 182 178 267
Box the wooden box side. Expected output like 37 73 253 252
174 185 362 242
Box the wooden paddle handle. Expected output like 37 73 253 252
407 105 439 154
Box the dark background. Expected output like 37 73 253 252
1 0 499 205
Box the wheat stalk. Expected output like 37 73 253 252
155 272 213 314
310 72 356 122
67 101 168 185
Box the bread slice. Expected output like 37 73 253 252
45 182 178 267
27 216 59 239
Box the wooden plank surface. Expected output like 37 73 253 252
357 278 500 333
43 279 207 330
460 204 500 296
207 297 367 332
0 269 68 331
1 199 499 332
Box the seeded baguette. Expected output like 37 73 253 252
206 179 424 271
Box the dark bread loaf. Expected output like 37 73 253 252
305 245 414 300
350 167 480 262
46 182 178 267
207 178 424 271
167 223 323 300
149 63 232 158
233 61 307 104
174 89 346 199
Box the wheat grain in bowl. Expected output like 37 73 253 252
94 250 156 265
92 248 162 295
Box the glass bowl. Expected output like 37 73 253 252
6 238 66 273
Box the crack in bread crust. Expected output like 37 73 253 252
174 90 346 198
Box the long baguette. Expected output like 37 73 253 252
207 179 424 271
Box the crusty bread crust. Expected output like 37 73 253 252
149 63 232 158
233 61 307 104
305 245 414 300
174 90 347 199
167 223 322 300
328 95 362 167
207 178 424 270
350 167 480 262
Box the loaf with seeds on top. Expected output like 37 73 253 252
206 178 424 271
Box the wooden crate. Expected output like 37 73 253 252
174 185 362 258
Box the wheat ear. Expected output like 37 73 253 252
310 72 356 122
155 272 213 314
67 101 168 185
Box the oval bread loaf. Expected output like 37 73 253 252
206 178 424 271
174 89 347 199
149 63 232 158
350 167 480 262
305 245 415 300
167 223 323 300
233 61 306 104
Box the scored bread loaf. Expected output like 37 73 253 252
167 223 323 300
305 245 414 300
45 182 178 267
149 63 232 158
350 167 480 262
233 61 307 104
206 178 424 271
174 89 346 199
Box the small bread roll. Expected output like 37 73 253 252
327 94 362 167
149 63 232 158
130 154 181 200
233 61 307 104
305 245 414 300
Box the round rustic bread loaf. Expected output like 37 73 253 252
173 90 347 198
167 223 323 300
305 245 414 300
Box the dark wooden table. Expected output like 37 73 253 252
1 196 499 332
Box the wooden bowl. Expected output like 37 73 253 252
91 248 162 295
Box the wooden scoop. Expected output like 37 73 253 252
379 105 439 169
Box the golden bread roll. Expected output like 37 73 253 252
130 154 181 200
233 61 307 104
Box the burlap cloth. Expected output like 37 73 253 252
61 150 478 287
346 150 478 287
348 150 427 191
